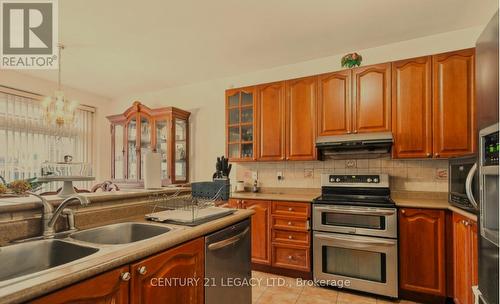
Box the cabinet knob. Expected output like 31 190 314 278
287 221 292 225
288 235 293 239
426 153 431 157
288 207 293 211
288 255 293 260
347 131 352 134
137 266 147 275
353 130 358 134
401 209 406 214
120 272 131 281
435 153 440 157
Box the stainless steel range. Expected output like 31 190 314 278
313 173 398 298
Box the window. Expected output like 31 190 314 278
0 89 95 192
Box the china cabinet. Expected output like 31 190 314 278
107 101 190 186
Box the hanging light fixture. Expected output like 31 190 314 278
41 44 79 127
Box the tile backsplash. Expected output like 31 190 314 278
234 158 448 192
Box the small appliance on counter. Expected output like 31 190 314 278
448 155 478 213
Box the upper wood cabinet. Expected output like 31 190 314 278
392 56 433 158
432 49 476 158
453 213 478 304
32 266 130 304
352 63 392 133
317 70 352 136
285 76 317 160
226 87 256 161
130 237 204 304
107 102 190 186
256 82 286 161
399 208 446 297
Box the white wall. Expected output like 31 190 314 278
109 26 484 183
0 70 113 182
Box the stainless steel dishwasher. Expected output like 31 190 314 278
205 219 251 304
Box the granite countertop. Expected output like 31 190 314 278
230 188 477 221
0 209 254 304
0 187 191 213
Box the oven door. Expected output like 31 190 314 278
313 232 398 298
313 204 397 238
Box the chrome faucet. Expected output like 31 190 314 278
28 193 90 238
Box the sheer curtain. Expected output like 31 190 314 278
0 89 95 192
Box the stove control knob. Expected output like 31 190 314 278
373 178 379 183
367 178 372 183
335 178 341 182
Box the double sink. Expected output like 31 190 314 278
0 222 173 284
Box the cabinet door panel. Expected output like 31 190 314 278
399 208 446 296
32 266 130 304
352 63 391 133
285 76 317 160
243 200 271 265
453 213 470 304
257 82 286 160
392 57 432 158
130 238 204 304
318 71 352 136
432 49 476 158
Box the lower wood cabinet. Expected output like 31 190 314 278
32 238 204 304
32 266 130 304
227 198 311 274
399 208 446 297
130 237 204 304
452 213 478 304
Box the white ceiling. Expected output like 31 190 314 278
20 0 497 99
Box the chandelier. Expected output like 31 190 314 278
41 44 78 127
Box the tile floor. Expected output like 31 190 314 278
252 271 421 304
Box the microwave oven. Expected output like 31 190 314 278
448 155 478 213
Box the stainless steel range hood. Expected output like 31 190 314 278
316 132 393 160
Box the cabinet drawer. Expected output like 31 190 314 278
272 244 310 271
272 229 310 246
272 215 309 231
272 201 310 217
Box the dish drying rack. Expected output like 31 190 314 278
145 180 234 226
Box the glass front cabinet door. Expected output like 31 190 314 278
108 101 190 186
226 87 255 161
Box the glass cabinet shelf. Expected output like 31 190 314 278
108 101 190 186
225 88 255 161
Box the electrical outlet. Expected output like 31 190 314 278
304 169 313 178
252 171 258 180
277 171 283 181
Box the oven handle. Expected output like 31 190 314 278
314 206 395 216
465 163 478 210
314 233 396 247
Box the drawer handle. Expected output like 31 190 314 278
288 255 294 260
288 235 293 239
288 221 292 225
288 207 293 211
138 266 147 275
120 272 131 281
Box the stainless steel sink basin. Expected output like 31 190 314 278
70 222 171 245
0 239 98 282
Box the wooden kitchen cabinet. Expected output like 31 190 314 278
241 199 272 265
352 63 392 133
285 76 318 160
399 208 446 297
107 101 190 186
130 237 204 304
317 70 352 136
452 213 478 304
432 49 476 158
256 82 286 160
226 87 256 161
31 266 130 304
392 56 433 158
